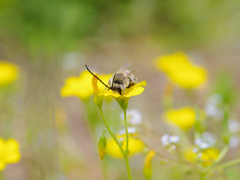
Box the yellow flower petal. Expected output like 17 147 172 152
0 138 5 157
100 81 146 109
155 52 208 89
0 161 6 171
61 70 112 99
4 139 21 163
5 139 19 150
92 74 103 107
101 81 147 98
169 66 207 88
184 148 220 167
165 107 202 129
106 137 122 158
0 138 21 170
155 52 192 74
106 135 144 158
0 61 19 86
127 137 145 156
92 73 100 95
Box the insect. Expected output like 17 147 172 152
85 63 138 95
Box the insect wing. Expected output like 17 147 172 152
128 66 138 75
118 62 130 71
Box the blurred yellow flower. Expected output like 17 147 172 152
184 147 220 167
0 61 19 86
0 138 21 170
165 107 198 129
61 70 112 99
155 52 207 89
106 135 144 158
168 66 207 89
155 52 192 73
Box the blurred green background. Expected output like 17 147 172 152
1 0 240 179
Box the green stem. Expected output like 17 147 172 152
101 160 109 180
212 157 240 170
200 171 205 180
99 107 132 180
123 109 132 180
214 146 229 165
83 99 97 139
99 108 124 153
124 155 132 180
124 109 129 154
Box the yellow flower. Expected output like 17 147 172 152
155 52 207 89
168 66 207 89
61 70 112 99
155 52 192 73
101 81 147 109
101 81 147 98
165 107 201 129
106 135 144 158
0 138 21 170
184 147 220 167
0 61 19 86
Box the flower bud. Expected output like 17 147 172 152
98 136 107 160
143 150 156 180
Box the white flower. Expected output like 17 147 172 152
161 134 170 146
171 145 176 150
198 153 203 158
229 135 240 149
119 137 124 142
205 94 223 119
169 135 180 143
194 139 203 146
207 94 222 105
119 109 142 126
118 127 137 135
194 138 210 149
161 134 180 147
228 120 240 134
204 104 220 117
201 132 216 146
128 127 137 134
192 148 198 153
199 142 210 149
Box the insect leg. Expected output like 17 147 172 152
122 83 126 95
105 77 112 91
